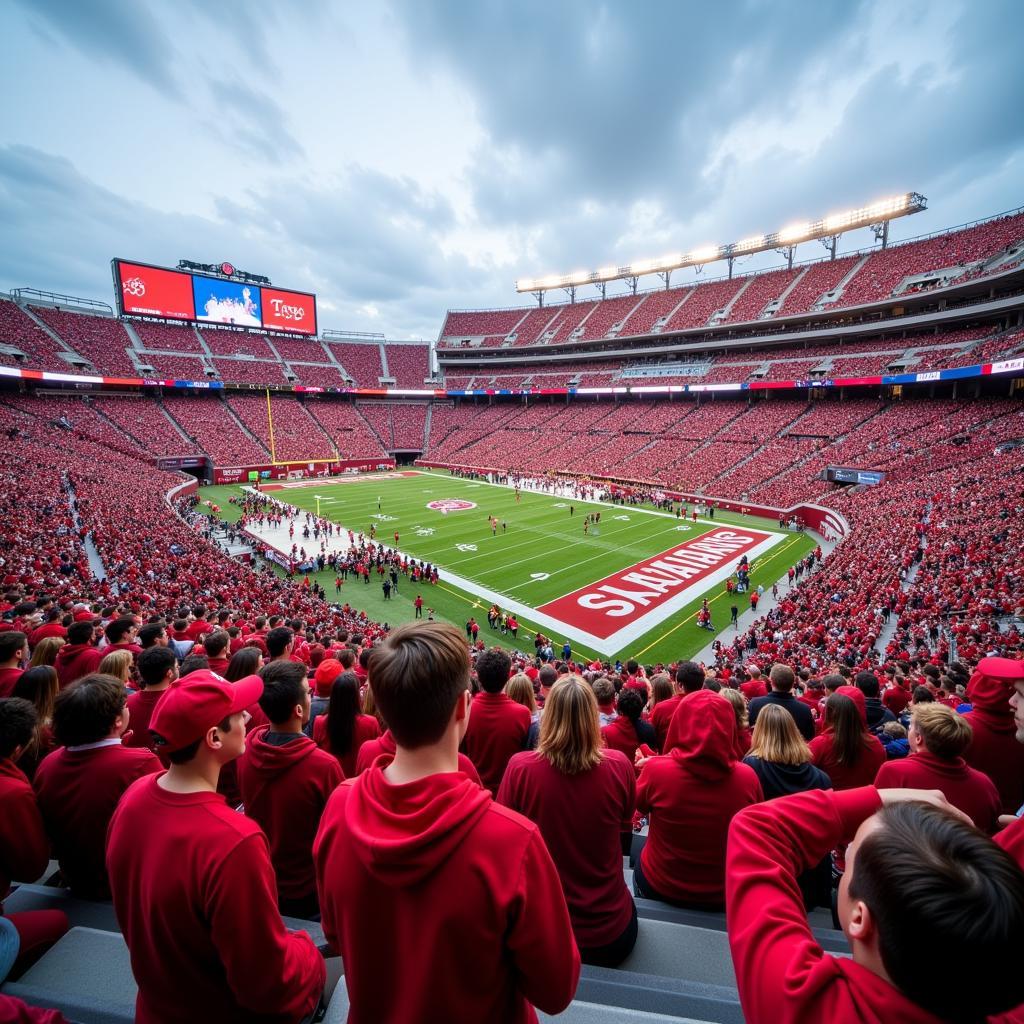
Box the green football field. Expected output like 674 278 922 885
198 470 814 665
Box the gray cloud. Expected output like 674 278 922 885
205 78 307 164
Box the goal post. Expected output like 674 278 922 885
264 387 341 467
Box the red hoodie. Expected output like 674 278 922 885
236 727 343 903
314 761 580 1023
650 693 683 750
962 670 1024 814
996 816 1024 869
875 749 1002 833
461 691 531 796
0 758 50 897
53 643 103 690
636 690 762 907
809 730 886 791
498 749 635 949
356 730 482 785
107 774 325 1024
727 786 951 1024
312 713 380 779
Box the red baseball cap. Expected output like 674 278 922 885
150 671 263 752
314 657 345 696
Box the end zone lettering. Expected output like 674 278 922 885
538 528 770 639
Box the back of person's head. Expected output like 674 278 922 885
720 686 748 733
625 659 639 676
822 673 845 695
67 620 95 645
882 721 907 739
537 675 602 775
266 626 294 658
104 616 136 645
648 672 671 704
922 663 941 682
538 664 557 689
179 653 209 678
138 622 167 649
326 671 361 755
475 647 512 694
337 648 356 670
0 697 37 759
368 622 469 749
591 676 615 706
911 704 972 760
855 671 881 699
13 666 59 719
749 703 810 765
203 630 230 658
138 646 177 689
703 678 722 693
912 684 935 705
30 636 64 667
825 693 870 767
258 660 308 726
847 801 1024 1020
505 673 537 714
226 646 262 681
0 631 27 664
53 674 126 746
676 660 705 693
769 663 795 693
747 664 762 679
98 648 133 683
615 685 645 722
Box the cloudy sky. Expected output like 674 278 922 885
1 0 1022 340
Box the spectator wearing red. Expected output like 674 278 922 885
962 656 1024 814
0 698 69 976
726 787 1024 1024
237 660 343 918
355 726 482 783
306 656 342 737
34 674 161 899
10 668 58 780
650 660 704 750
601 687 656 762
184 607 214 642
107 669 325 1024
461 647 531 796
738 664 767 702
500 676 637 967
875 703 1000 832
312 671 380 779
749 663 815 741
101 617 142 661
124 647 178 760
264 625 295 664
27 609 66 648
881 673 911 716
315 621 579 1023
995 671 1024 867
52 620 102 690
634 690 762 909
0 633 27 699
809 691 886 791
201 631 231 676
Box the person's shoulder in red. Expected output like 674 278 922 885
0 667 24 699
650 692 681 748
0 754 51 896
185 620 213 641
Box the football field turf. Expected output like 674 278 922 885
199 470 815 665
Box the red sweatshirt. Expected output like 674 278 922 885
236 727 343 903
312 713 379 779
124 688 169 757
498 749 635 948
53 643 103 690
601 715 644 762
726 786 946 1024
0 758 50 897
107 774 325 1024
314 762 580 1023
461 691 531 796
0 668 23 699
809 730 886 791
0 994 70 1023
995 816 1024 869
357 729 482 785
206 656 231 676
33 742 161 898
875 750 1002 833
962 674 1024 814
636 690 762 906
650 693 683 750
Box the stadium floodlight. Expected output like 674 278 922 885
514 192 926 297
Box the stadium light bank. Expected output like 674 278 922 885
516 192 927 304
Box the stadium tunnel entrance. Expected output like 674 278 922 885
156 456 213 484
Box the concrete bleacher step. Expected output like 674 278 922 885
619 919 736 988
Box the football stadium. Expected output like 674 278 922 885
1 4 1024 1024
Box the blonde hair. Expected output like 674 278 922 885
721 686 749 732
505 673 537 715
748 704 811 766
537 675 603 775
911 703 973 760
30 636 65 667
98 649 133 684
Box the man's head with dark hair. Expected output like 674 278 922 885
615 686 645 722
138 622 168 649
911 685 935 705
258 660 310 726
66 620 95 646
475 648 512 694
922 663 941 682
625 659 639 676
337 648 356 670
703 678 722 693
855 671 881 699
0 631 28 666
843 799 1024 1020
675 661 705 694
538 664 557 689
52 674 128 747
105 617 137 646
268 615 284 629
0 697 38 759
203 631 230 658
368 621 470 749
822 673 845 695
265 626 294 659
138 647 178 689
769 663 796 693
179 653 209 678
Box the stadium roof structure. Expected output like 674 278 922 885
516 192 928 302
